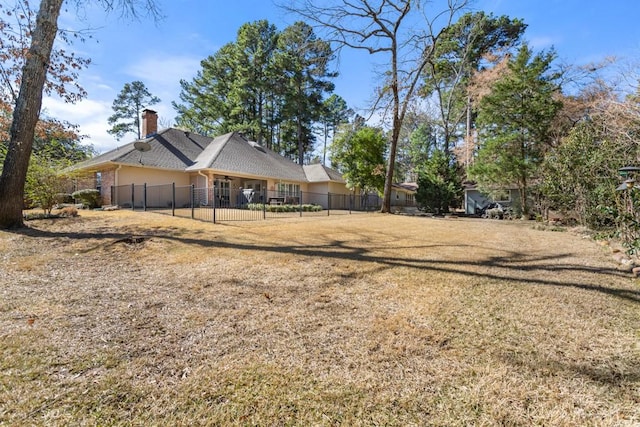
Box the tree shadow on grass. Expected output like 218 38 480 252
8 223 640 304
498 349 640 392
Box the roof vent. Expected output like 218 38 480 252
249 140 266 153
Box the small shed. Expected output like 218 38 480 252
463 182 520 215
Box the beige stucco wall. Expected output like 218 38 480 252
391 188 416 206
116 166 190 187
307 181 350 195
99 165 191 205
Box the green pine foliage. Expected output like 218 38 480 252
421 12 526 154
470 44 562 216
107 81 160 140
319 94 352 165
415 150 461 213
174 20 338 163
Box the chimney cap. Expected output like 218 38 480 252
142 108 157 114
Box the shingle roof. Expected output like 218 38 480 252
118 128 213 169
70 141 137 170
73 128 342 184
71 128 213 171
303 164 346 183
186 132 308 181
393 182 418 192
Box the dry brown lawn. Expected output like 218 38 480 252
1 210 639 426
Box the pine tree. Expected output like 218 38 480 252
107 81 160 140
469 44 562 216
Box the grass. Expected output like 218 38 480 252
1 210 639 426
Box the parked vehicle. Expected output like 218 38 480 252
476 202 517 219
476 202 504 218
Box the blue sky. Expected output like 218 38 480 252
40 0 640 153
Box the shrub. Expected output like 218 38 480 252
59 206 78 217
23 212 59 221
246 203 322 212
55 193 74 204
72 189 101 209
25 155 71 214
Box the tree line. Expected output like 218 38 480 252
2 0 640 246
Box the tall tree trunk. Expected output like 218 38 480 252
0 0 63 229
382 122 400 213
297 117 304 165
466 95 472 166
322 122 328 166
382 39 400 213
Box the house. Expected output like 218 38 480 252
392 182 417 207
463 181 520 215
72 109 353 209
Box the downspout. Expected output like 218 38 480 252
112 164 122 206
197 170 209 205
114 164 122 186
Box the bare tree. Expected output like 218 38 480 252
285 0 468 212
0 0 160 228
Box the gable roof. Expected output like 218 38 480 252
73 128 213 171
303 164 346 183
186 132 308 181
72 128 345 184
393 182 418 193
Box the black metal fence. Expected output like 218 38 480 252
111 183 413 223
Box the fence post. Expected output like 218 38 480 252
263 188 266 219
110 185 115 206
143 183 147 211
349 193 352 214
172 183 175 216
327 192 331 216
300 191 303 217
190 184 195 219
212 185 216 224
130 183 135 211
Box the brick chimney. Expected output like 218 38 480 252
141 109 158 138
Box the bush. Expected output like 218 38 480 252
55 193 74 204
59 206 78 217
246 203 323 212
72 189 101 209
23 212 60 221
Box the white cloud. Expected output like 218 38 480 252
42 96 118 154
43 96 108 120
38 51 202 154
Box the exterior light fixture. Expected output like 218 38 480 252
626 179 635 190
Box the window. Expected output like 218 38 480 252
277 183 300 197
215 179 230 205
